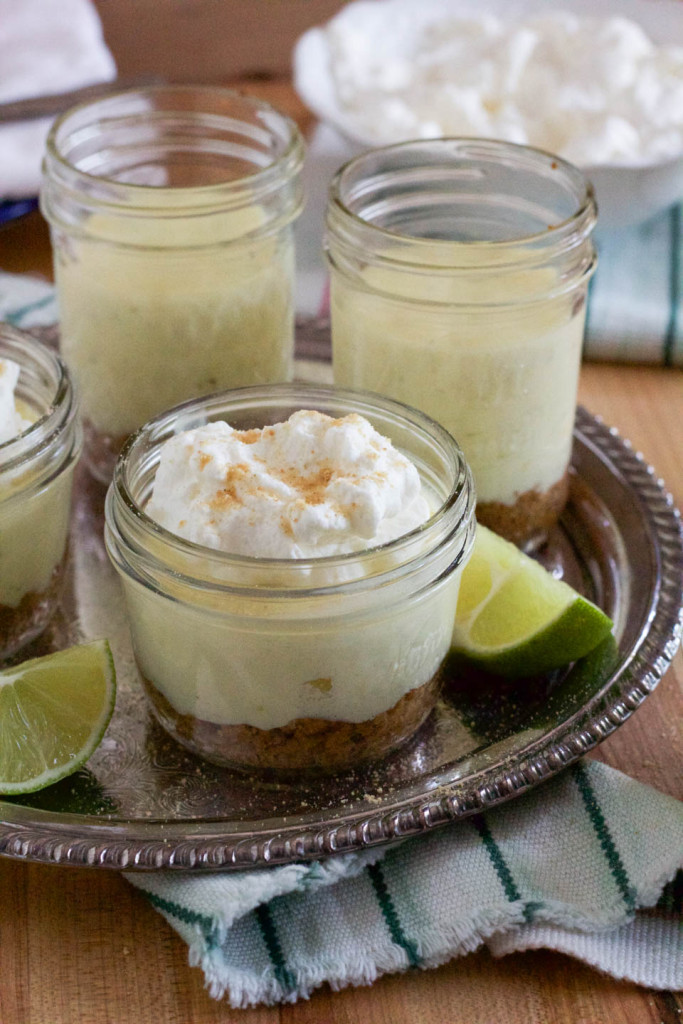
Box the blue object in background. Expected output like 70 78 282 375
0 197 39 225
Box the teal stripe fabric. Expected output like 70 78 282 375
4 291 56 327
145 890 215 934
367 860 420 967
572 761 636 913
254 903 297 992
657 871 683 914
584 204 683 365
0 273 57 328
470 814 523 906
145 891 219 951
129 762 683 1007
664 205 681 367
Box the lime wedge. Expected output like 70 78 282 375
0 640 116 795
452 525 613 677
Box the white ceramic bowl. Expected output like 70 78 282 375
294 0 683 228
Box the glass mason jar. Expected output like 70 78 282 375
104 384 475 774
42 86 304 483
327 139 597 549
0 325 81 659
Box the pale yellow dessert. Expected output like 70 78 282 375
332 251 586 541
0 357 78 656
55 207 295 441
0 465 73 610
106 401 475 771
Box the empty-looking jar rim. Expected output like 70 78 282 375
42 85 304 234
105 383 476 599
327 137 597 274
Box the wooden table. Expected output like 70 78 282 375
1 80 681 1024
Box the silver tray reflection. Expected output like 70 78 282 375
0 407 681 871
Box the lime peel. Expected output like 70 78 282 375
0 640 116 795
452 525 613 677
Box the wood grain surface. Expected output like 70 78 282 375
0 78 681 1024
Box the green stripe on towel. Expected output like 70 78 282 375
255 902 296 991
657 870 683 914
145 891 219 949
572 761 636 912
470 815 522 904
5 293 55 327
664 204 681 367
470 815 542 923
367 861 420 967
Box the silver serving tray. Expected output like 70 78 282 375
0 407 681 871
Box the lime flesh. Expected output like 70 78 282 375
0 640 116 795
452 526 613 677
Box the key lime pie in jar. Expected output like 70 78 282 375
105 385 475 773
327 139 597 548
0 326 81 659
41 87 304 482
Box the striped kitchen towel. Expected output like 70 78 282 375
0 272 57 329
127 761 683 1008
584 206 683 367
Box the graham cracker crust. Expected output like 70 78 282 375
0 556 67 660
476 471 570 548
142 671 442 773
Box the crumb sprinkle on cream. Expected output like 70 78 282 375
146 409 430 558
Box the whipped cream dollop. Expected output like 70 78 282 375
0 358 32 446
326 9 683 166
146 410 431 558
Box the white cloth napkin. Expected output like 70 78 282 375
0 0 116 199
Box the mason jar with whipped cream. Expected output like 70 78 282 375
105 384 475 773
41 86 304 483
0 325 82 659
327 139 597 548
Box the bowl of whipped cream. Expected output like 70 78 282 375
294 0 683 226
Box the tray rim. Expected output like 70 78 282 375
0 406 681 871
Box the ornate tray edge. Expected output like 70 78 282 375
0 407 681 870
